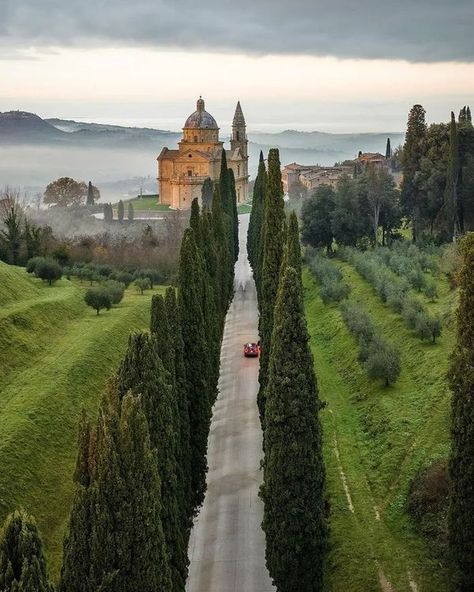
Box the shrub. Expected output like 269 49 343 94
407 459 449 555
84 287 111 315
111 271 133 287
425 282 438 301
26 256 45 274
307 250 351 304
134 277 151 294
365 339 401 386
34 258 63 285
102 280 125 305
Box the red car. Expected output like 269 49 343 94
244 342 259 357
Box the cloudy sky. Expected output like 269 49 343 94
1 0 473 132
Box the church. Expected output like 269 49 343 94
157 97 249 209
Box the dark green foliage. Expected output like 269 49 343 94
165 287 193 528
219 149 232 216
111 271 133 287
0 192 24 265
301 185 336 252
444 112 460 240
117 200 124 224
284 211 302 278
258 148 285 423
448 233 474 590
201 177 213 210
365 337 401 386
385 137 392 160
133 268 162 289
127 202 134 222
261 266 327 591
26 256 45 274
401 104 427 242
0 509 52 592
34 258 62 285
306 249 350 304
178 228 210 510
248 151 266 279
189 198 202 246
117 332 187 592
228 168 239 261
84 287 112 315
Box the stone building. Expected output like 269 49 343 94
157 97 249 209
282 162 352 195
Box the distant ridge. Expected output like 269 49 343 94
0 111 66 143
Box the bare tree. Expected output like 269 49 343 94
0 187 24 264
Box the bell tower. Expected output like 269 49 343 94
230 101 247 158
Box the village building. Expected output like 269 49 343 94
282 163 352 195
157 97 249 209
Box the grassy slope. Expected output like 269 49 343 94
121 196 171 211
303 262 454 591
0 262 163 580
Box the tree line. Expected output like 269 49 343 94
248 149 328 591
0 149 239 591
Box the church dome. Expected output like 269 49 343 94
184 97 218 129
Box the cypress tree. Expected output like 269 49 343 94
284 211 302 279
178 228 210 510
0 510 52 592
400 104 427 242
385 137 392 160
128 202 134 223
448 233 474 591
444 112 460 240
165 286 193 527
86 181 94 206
189 198 202 247
59 413 95 592
219 149 232 216
201 177 213 210
117 200 124 224
212 184 233 309
257 148 285 423
248 151 267 293
228 168 239 262
260 266 327 592
117 333 187 592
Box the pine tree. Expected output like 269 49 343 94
448 233 474 591
444 112 460 240
201 177 213 210
0 510 52 592
228 168 239 262
86 181 95 206
128 202 134 223
117 333 187 592
257 148 285 423
117 200 124 224
400 104 427 242
178 228 210 510
260 266 327 592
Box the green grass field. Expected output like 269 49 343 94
120 196 171 211
303 259 455 591
0 262 163 580
237 203 252 214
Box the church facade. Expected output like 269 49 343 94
157 98 249 209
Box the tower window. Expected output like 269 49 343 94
237 165 240 176
194 135 198 142
187 169 193 177
236 131 240 141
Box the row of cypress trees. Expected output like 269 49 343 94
0 149 239 592
448 232 474 591
248 148 328 591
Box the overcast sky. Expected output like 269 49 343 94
1 0 473 132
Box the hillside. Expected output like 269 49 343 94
0 262 164 580
303 256 455 591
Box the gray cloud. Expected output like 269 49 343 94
2 0 473 62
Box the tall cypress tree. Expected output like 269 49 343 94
219 149 232 216
385 137 392 160
248 151 267 294
86 181 95 206
444 111 460 240
165 286 193 527
283 211 302 279
117 333 186 592
189 198 202 247
260 266 327 592
117 200 124 224
0 510 52 592
400 104 427 242
228 168 239 262
201 177 213 210
212 184 233 310
178 228 210 510
448 233 474 591
257 148 285 423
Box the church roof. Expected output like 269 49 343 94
232 101 246 126
184 97 218 130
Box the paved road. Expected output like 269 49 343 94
186 214 275 592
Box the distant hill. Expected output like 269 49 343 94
0 111 404 189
